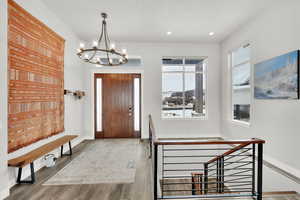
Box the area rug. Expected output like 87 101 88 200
43 139 139 185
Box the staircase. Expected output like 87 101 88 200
161 177 230 196
149 114 266 200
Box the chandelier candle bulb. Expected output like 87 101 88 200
110 43 115 50
96 58 101 64
79 43 85 48
93 41 98 47
122 49 127 54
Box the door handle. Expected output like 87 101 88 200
129 106 133 116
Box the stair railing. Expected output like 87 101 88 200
149 115 265 200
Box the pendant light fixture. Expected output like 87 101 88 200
77 13 128 66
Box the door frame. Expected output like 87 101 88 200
90 69 144 140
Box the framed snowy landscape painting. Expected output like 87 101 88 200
254 50 300 99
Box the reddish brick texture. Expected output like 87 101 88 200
8 0 65 153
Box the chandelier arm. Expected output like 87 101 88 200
85 18 106 63
105 22 111 45
103 22 111 64
105 27 112 64
87 36 99 62
87 30 100 62
87 51 97 63
98 19 105 47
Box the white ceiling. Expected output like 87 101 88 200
42 0 273 43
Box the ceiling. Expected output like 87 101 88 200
42 0 273 43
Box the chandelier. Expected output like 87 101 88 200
77 13 128 66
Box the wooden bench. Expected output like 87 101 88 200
8 135 78 184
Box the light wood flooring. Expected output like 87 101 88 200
6 140 300 200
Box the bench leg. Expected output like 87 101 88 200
61 141 72 157
61 144 64 157
17 162 35 184
69 141 72 155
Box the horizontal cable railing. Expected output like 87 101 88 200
149 115 265 200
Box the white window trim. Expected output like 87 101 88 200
229 44 252 127
161 56 208 120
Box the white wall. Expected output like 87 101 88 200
0 0 86 194
83 42 222 139
3 0 299 196
0 0 9 198
221 0 300 192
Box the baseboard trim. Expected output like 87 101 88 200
263 191 298 196
263 158 300 185
222 137 300 185
155 137 223 140
0 187 10 200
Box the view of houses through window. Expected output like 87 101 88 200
231 44 251 123
162 57 207 118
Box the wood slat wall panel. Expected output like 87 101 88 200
8 0 65 153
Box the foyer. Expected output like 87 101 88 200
0 0 299 199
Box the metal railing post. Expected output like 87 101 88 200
252 143 256 196
192 176 196 195
154 144 158 200
257 143 263 200
217 159 220 193
221 156 224 193
204 163 208 194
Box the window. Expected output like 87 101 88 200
230 44 251 123
162 57 207 119
96 78 102 132
134 78 140 131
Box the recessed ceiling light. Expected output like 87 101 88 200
167 31 172 35
209 32 215 36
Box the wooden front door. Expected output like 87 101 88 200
94 74 141 138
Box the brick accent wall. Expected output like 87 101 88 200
8 0 65 153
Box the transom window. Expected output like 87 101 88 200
162 57 207 119
230 44 251 124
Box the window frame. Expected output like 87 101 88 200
229 44 252 126
161 56 208 120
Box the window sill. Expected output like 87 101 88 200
233 85 250 91
162 116 208 121
231 119 250 127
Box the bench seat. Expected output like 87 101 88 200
8 135 78 184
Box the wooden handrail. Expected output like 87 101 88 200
149 114 265 164
205 142 252 165
148 115 265 146
153 138 265 145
